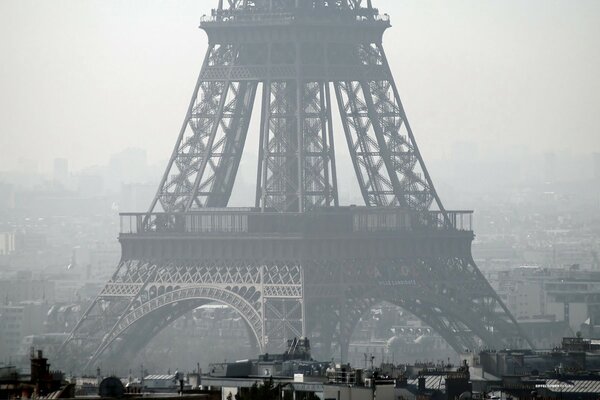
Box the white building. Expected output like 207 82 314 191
0 232 15 256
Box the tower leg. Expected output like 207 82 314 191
334 43 446 213
150 43 258 213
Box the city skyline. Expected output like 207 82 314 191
0 1 599 387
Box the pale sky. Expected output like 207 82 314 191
0 0 599 173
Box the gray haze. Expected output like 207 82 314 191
1 0 599 177
2 0 600 377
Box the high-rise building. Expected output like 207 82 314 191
0 302 49 363
593 152 600 181
544 152 557 183
0 183 15 211
119 183 156 212
77 174 104 198
52 158 69 188
108 148 148 190
0 279 56 304
0 232 15 255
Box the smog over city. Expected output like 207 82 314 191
0 1 599 399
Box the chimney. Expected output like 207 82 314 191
418 376 426 392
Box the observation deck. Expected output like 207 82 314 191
120 207 473 237
200 9 390 27
199 6 390 43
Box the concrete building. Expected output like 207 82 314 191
0 306 24 363
14 232 48 254
0 302 49 363
544 152 557 183
119 183 156 213
492 266 600 335
53 158 69 188
203 338 470 400
0 183 15 211
0 279 55 304
108 148 149 192
0 232 15 256
323 383 394 400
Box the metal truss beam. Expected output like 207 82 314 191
61 0 531 372
200 65 389 82
149 44 257 212
334 43 446 214
87 286 263 369
99 299 207 367
257 80 338 212
335 80 399 207
60 260 304 372
299 250 533 361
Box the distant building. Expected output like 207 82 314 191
0 350 68 399
458 337 600 399
466 337 600 378
0 278 55 303
0 302 49 363
492 266 600 335
45 303 83 333
0 183 15 211
52 158 69 188
518 320 573 350
108 148 148 191
0 232 15 255
14 231 47 253
203 338 425 400
119 183 156 212
495 268 547 319
19 333 69 362
143 374 179 391
77 174 105 198
0 306 24 362
544 152 557 183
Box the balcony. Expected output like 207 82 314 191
199 8 390 28
120 207 473 236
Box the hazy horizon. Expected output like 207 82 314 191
1 1 600 377
1 0 599 175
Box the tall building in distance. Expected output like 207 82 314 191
0 232 16 256
593 152 600 181
52 158 69 188
108 148 148 190
543 152 557 184
0 183 15 212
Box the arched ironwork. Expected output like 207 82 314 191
85 286 263 369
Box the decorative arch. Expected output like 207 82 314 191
339 298 469 358
86 286 263 368
100 299 209 365
335 287 510 361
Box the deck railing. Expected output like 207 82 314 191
200 10 390 27
120 208 472 236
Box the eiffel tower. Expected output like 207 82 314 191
60 0 532 371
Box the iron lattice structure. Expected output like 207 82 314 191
60 0 533 371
